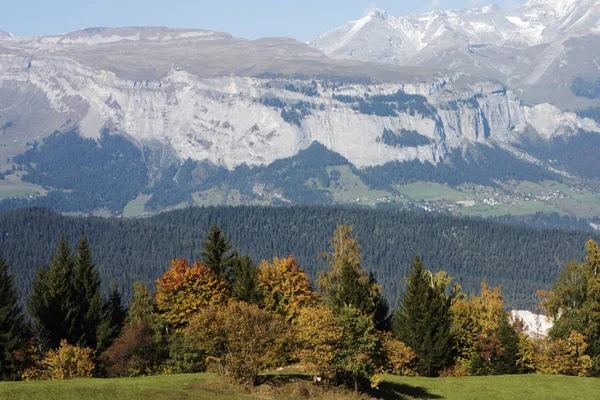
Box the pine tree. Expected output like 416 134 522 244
28 235 77 349
393 255 453 377
73 233 103 349
96 282 126 352
231 255 260 304
0 258 27 381
370 271 391 331
492 313 520 375
200 224 235 284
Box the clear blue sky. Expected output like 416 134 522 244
1 0 525 41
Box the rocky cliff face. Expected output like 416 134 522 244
0 31 597 171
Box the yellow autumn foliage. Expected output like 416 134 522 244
257 256 319 321
22 339 94 380
155 258 229 329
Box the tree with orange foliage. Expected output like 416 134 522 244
256 256 319 321
155 258 229 329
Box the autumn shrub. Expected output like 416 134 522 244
99 323 167 377
380 332 415 376
21 339 94 380
536 331 592 377
185 300 289 386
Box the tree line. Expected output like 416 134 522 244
1 224 599 391
0 207 597 312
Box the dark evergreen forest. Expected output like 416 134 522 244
1 206 597 311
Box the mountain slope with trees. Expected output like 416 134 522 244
0 206 598 310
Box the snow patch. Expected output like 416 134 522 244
512 310 553 337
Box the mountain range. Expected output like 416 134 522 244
0 0 599 220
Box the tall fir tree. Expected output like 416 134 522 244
200 224 235 285
128 282 157 325
231 255 260 304
393 255 454 377
369 271 391 331
0 258 27 381
96 282 126 352
28 235 78 349
492 313 521 375
73 233 103 349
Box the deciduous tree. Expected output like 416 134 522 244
257 256 318 321
185 301 288 386
155 258 229 329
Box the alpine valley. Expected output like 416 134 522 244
1 0 600 222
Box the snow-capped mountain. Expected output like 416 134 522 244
0 24 599 213
310 0 600 108
0 30 13 37
0 26 596 171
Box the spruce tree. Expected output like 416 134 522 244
128 282 157 325
232 255 260 304
370 271 391 331
393 255 453 377
0 258 27 381
492 313 520 375
73 233 103 349
28 235 77 349
200 224 234 284
96 282 126 352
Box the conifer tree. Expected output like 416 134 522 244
28 235 77 349
231 255 260 304
0 258 27 381
370 271 391 331
393 255 453 376
200 224 235 284
128 282 156 325
492 313 521 375
73 233 103 349
96 282 126 352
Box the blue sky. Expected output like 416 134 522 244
2 0 525 41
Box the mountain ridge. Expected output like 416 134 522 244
310 0 600 108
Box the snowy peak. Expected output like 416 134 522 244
367 8 390 20
310 0 600 108
312 0 600 63
0 30 13 38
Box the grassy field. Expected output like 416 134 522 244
396 182 467 202
318 166 394 205
123 194 152 218
1 373 598 400
0 179 46 199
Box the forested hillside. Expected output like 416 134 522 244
0 206 597 310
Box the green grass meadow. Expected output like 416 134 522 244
0 373 598 400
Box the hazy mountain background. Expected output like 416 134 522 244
0 0 598 228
